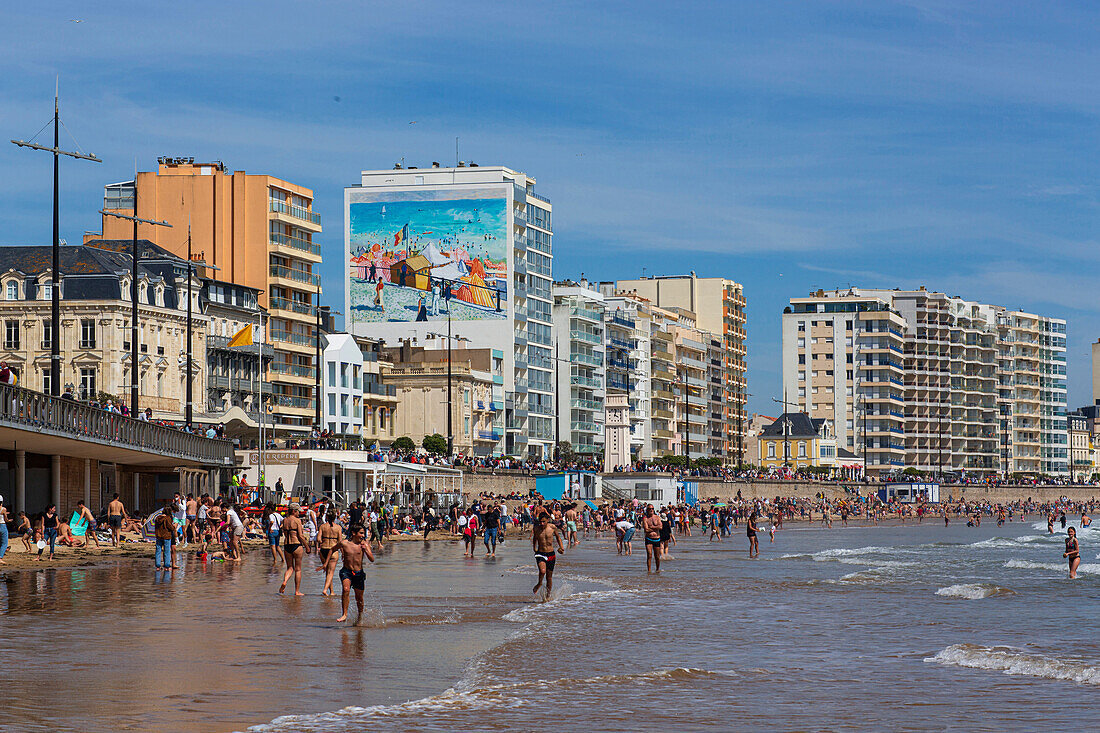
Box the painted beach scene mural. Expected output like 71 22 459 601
348 191 508 324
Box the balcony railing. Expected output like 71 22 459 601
270 329 314 347
0 383 234 465
269 200 321 225
270 297 315 316
268 362 315 378
269 265 320 287
270 232 321 256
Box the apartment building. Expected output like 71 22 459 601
603 290 654 460
89 158 323 432
552 282 605 458
346 164 552 459
616 273 747 464
996 311 1068 476
203 278 271 429
382 341 504 456
782 288 1067 477
320 333 399 444
0 244 206 411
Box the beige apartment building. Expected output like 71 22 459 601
382 343 504 457
616 273 747 464
86 157 323 433
782 287 1068 477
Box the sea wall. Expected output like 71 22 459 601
460 470 1100 505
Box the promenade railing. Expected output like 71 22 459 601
0 383 235 466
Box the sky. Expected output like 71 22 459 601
2 1 1099 417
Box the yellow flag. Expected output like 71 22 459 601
227 324 254 348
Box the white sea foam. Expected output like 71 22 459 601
969 535 1042 549
935 583 1013 600
812 545 893 558
1005 559 1100 574
502 587 636 623
247 667 731 731
927 644 1100 685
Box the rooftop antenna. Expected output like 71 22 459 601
11 78 101 396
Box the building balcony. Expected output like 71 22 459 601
269 296 316 318
270 265 320 288
269 232 322 261
269 200 321 231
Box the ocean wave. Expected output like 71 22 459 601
968 535 1042 549
247 668 733 731
935 583 1014 600
812 545 893 558
1005 559 1100 574
927 644 1100 685
503 587 637 623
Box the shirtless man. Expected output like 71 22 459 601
531 511 565 600
564 504 579 547
75 500 99 549
642 505 663 573
185 494 198 543
336 524 376 623
107 493 127 547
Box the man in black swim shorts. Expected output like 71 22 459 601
336 524 375 623
532 511 564 600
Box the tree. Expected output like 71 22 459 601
554 440 575 463
422 433 448 455
392 436 415 454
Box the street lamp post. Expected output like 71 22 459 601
11 86 101 394
427 315 469 459
98 209 172 416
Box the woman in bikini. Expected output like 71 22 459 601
316 511 343 597
1064 526 1081 579
278 503 311 596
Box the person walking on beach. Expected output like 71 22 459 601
226 502 245 561
565 504 579 548
482 502 501 557
643 506 663 573
75 500 99 549
153 501 178 570
532 511 564 600
1064 526 1081 579
107 493 127 547
40 504 59 560
279 503 311 596
336 524 375 623
747 511 759 558
317 511 343 597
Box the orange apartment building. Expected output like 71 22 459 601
85 157 323 432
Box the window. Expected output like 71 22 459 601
796 338 805 347
379 408 386 429
41 368 51 396
4 320 19 349
41 283 52 301
41 320 52 349
5 282 16 300
797 387 806 397
328 394 336 416
340 396 348 417
846 370 853 380
798 354 805 364
328 362 336 387
797 322 805 332
79 368 96 400
463 389 470 405
463 416 470 435
80 318 96 348
798 442 807 458
767 443 776 459
341 366 348 389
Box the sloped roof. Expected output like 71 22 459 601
760 412 828 439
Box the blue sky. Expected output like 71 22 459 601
2 1 1099 416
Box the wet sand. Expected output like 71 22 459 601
4 518 1096 732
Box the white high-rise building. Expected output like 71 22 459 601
552 282 606 459
345 164 554 458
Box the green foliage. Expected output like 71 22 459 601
392 436 416 454
422 433 448 455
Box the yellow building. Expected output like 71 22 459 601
86 158 322 433
758 412 837 470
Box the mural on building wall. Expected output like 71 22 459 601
348 191 508 324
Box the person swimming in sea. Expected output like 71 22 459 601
1063 526 1080 579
